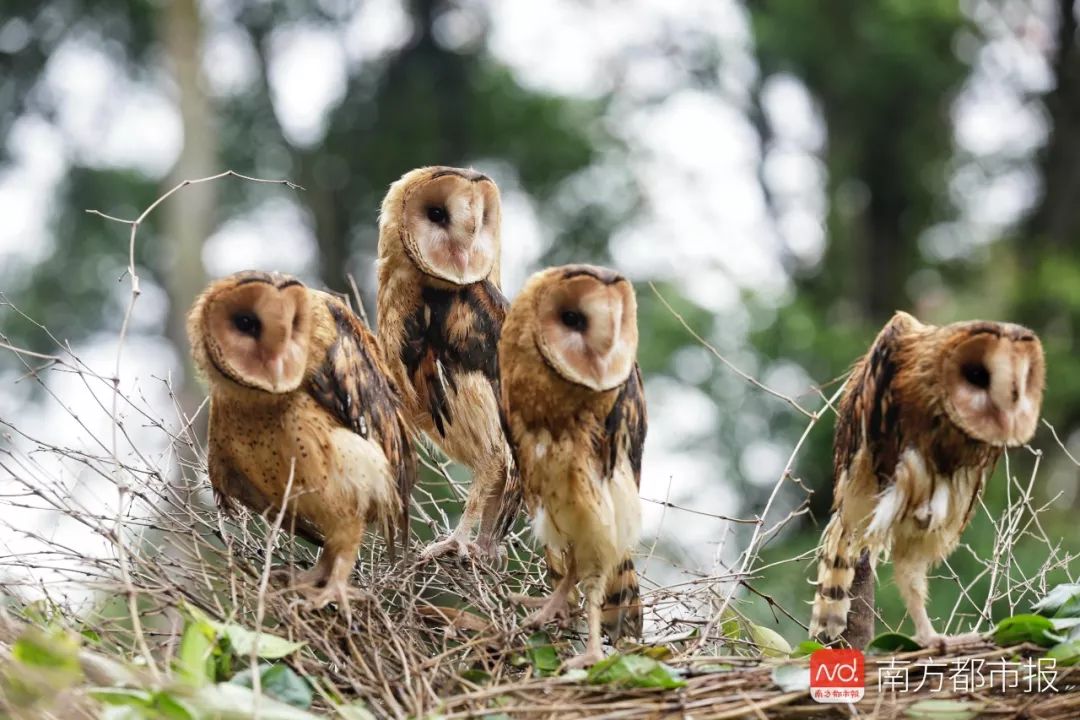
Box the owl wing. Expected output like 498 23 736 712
401 280 507 437
308 300 417 554
832 311 919 501
600 364 648 488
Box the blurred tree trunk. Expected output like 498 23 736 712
1028 0 1080 248
162 0 215 416
1017 0 1080 436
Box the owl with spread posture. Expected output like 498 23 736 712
377 166 521 560
810 311 1044 648
499 265 646 667
187 270 416 609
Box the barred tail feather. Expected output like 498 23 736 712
491 461 524 542
601 554 642 643
809 515 857 642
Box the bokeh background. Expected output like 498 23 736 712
1 0 1078 641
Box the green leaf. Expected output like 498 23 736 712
790 640 824 658
585 653 687 689
91 688 196 720
213 621 305 660
176 617 217 687
992 614 1057 648
12 627 81 674
868 632 922 653
904 699 985 719
231 663 313 709
190 682 322 719
771 663 811 692
748 623 792 657
179 604 304 664
151 693 198 720
459 668 492 684
1047 640 1080 666
1032 584 1080 618
525 632 560 677
720 617 741 641
9 627 83 696
91 688 154 707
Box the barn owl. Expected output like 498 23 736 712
376 166 521 560
499 264 646 667
187 270 416 609
810 311 1045 648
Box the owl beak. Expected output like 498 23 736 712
268 355 287 391
447 245 470 281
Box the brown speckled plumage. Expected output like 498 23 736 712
188 270 416 609
811 311 1045 647
377 166 522 559
500 264 646 667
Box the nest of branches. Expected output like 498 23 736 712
0 173 1078 719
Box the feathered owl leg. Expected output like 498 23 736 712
562 575 605 669
892 552 937 646
290 525 368 616
421 456 504 561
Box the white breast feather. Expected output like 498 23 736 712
329 427 393 511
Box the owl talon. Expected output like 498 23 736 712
420 534 506 563
299 580 370 615
915 630 983 651
270 565 326 588
515 593 572 628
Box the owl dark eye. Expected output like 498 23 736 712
962 362 990 390
232 312 261 338
560 310 587 332
426 206 449 224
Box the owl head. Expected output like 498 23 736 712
187 271 312 394
516 264 639 392
379 166 501 286
936 317 1045 447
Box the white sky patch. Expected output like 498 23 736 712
0 117 65 263
639 447 741 571
45 40 180 177
267 24 348 147
343 0 414 68
761 73 828 270
761 74 826 153
202 24 259 98
485 0 753 101
611 88 788 310
935 0 1055 255
0 333 180 601
202 196 319 278
495 188 545 296
645 377 720 448
739 439 789 487
953 82 1047 158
